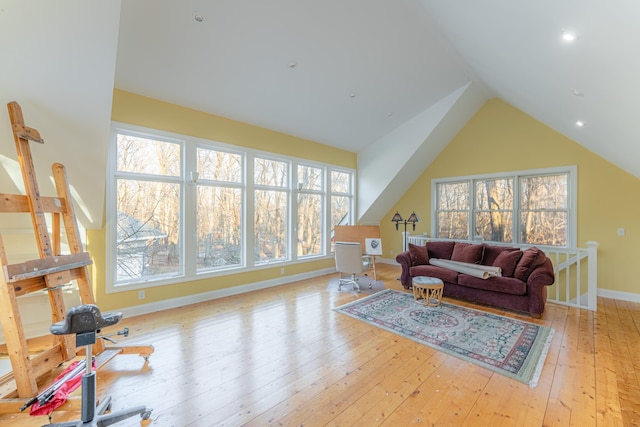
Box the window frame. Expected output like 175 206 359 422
431 166 577 248
107 122 355 293
194 144 246 273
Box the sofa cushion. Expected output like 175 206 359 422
493 250 523 277
409 265 459 285
425 241 455 260
514 247 547 282
458 274 527 296
408 243 430 266
451 242 484 264
481 245 521 266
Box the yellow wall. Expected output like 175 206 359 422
89 90 357 310
381 98 640 295
111 89 356 167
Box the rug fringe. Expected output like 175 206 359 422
528 327 555 388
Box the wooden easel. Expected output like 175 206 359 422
0 102 154 414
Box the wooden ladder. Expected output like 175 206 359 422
0 102 154 414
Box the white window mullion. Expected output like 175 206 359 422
184 142 197 276
245 153 255 268
291 161 298 261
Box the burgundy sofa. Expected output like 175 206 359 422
395 241 555 317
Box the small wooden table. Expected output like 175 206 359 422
413 276 444 307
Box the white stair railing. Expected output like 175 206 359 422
405 235 598 311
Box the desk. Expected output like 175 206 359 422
334 225 381 283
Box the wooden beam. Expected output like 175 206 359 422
8 102 53 257
3 252 92 283
0 194 66 214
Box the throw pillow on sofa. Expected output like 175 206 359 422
450 242 484 264
514 247 546 281
481 245 520 265
425 241 455 260
408 243 430 266
492 250 523 277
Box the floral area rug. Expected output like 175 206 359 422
334 289 554 387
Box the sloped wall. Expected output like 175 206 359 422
382 98 640 297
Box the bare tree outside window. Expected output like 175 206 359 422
110 127 356 289
475 178 513 242
330 171 353 252
437 181 469 239
434 171 570 247
196 147 243 270
254 157 289 263
297 165 323 257
115 134 182 283
520 174 568 246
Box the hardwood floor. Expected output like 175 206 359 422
2 263 640 426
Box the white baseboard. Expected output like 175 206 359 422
598 288 640 303
0 267 335 345
119 267 336 318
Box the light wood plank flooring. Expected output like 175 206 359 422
2 263 640 426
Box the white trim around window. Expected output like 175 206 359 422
106 122 355 293
431 166 577 248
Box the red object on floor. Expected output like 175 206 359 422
30 359 95 416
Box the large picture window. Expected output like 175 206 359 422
329 170 353 250
196 147 243 271
254 157 289 264
433 167 575 247
114 133 183 283
108 124 354 290
297 164 323 258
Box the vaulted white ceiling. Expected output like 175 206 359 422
1 1 638 229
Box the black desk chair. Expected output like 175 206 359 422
47 304 152 426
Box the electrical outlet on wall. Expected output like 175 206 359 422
138 290 145 300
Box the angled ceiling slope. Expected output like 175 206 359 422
422 0 640 179
0 1 121 229
115 0 475 153
358 82 487 224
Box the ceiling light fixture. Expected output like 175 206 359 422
194 13 205 23
576 121 585 127
349 92 356 98
572 89 584 97
562 31 577 42
288 61 296 69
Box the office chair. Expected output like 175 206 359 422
47 304 152 426
334 241 371 292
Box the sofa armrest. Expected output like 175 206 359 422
395 251 413 289
526 257 555 316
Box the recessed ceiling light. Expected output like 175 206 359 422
349 92 356 98
576 121 585 127
387 112 393 117
288 61 297 69
572 89 584 97
194 13 205 23
562 31 577 42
